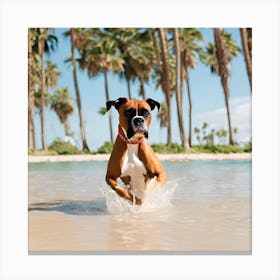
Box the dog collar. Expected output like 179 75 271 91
118 132 144 145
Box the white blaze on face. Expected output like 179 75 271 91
131 115 147 133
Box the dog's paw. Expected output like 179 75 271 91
115 186 142 205
134 197 142 205
127 194 142 205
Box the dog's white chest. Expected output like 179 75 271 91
121 144 147 198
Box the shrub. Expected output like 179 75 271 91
28 148 58 156
151 143 186 154
192 144 250 154
48 138 80 155
97 141 113 154
243 142 252 152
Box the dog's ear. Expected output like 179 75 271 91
146 98 160 111
106 97 128 111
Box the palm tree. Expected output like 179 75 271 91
67 28 90 151
51 88 74 136
240 28 252 91
79 30 124 144
33 60 60 126
233 127 238 144
106 28 137 99
214 28 234 145
28 28 58 150
119 65 136 99
157 28 172 145
33 61 59 116
45 60 60 89
38 28 47 150
194 126 202 145
157 102 168 130
221 129 228 145
180 28 203 147
28 29 37 150
109 28 155 100
216 130 223 145
201 29 240 145
130 29 155 99
202 122 208 145
37 28 59 150
173 28 189 149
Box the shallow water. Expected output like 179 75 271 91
28 159 251 253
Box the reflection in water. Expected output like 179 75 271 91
28 160 251 253
29 199 107 216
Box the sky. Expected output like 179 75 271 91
34 28 251 150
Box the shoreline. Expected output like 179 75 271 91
28 153 251 163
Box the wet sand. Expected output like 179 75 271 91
28 153 251 163
29 198 251 253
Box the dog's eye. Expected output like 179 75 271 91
125 108 136 117
141 108 150 118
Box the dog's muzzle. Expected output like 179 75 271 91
131 116 148 138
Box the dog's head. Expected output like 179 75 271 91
106 97 160 141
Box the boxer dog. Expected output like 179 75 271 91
106 97 167 205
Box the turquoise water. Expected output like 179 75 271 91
29 159 251 205
28 159 251 252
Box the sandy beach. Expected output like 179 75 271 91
28 153 251 163
29 198 251 253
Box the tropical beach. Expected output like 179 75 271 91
2 0 280 278
28 27 251 152
28 27 252 253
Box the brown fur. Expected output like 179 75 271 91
105 99 166 205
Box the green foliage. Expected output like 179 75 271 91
97 141 113 154
200 29 241 75
151 143 186 154
28 28 250 153
48 138 80 155
50 87 74 124
243 142 252 152
29 141 252 156
194 122 240 146
28 148 58 156
98 107 107 116
192 144 249 154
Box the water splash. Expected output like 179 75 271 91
100 181 177 214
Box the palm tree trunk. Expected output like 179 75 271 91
224 88 234 145
151 30 162 74
240 28 252 92
39 28 47 150
158 28 172 146
173 28 189 149
126 77 132 99
139 77 146 99
28 29 33 149
104 71 114 144
186 70 193 147
214 28 234 145
31 113 36 150
64 120 70 136
70 28 90 151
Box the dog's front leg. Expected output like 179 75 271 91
138 141 167 186
106 174 142 205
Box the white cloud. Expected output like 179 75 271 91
193 95 251 144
